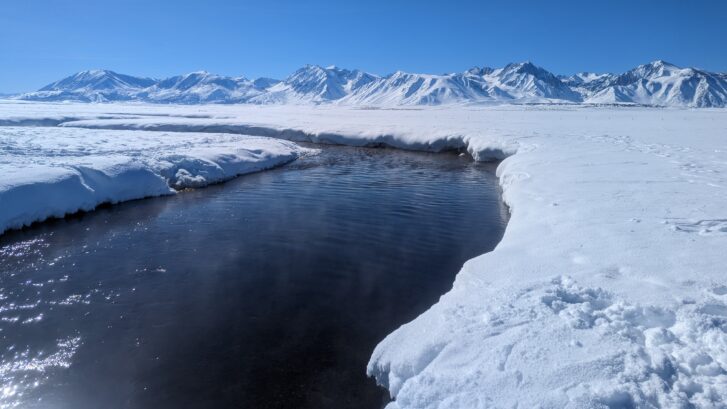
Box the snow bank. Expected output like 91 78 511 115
61 117 513 160
0 125 307 234
1 158 171 234
2 101 727 408
0 101 516 161
369 125 727 408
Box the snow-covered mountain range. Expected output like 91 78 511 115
15 61 727 107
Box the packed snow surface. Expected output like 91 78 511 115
0 116 308 234
2 101 727 408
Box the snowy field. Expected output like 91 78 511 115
1 101 727 407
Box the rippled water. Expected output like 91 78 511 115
0 145 507 409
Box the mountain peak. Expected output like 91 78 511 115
39 69 156 92
280 64 379 102
503 61 544 73
465 66 494 76
80 69 115 76
20 60 727 108
648 59 678 68
619 60 683 82
498 61 561 82
503 60 535 69
300 64 325 71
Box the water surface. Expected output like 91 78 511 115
0 145 507 409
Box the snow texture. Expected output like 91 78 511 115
0 118 308 234
14 61 727 107
1 101 727 408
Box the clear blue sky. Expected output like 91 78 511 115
1 0 726 93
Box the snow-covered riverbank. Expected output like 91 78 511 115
0 122 308 234
1 101 726 408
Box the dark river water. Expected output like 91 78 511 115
0 145 508 409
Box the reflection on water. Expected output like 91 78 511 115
0 146 508 409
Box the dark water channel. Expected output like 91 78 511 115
0 145 507 409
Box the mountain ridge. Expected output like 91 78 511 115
14 61 727 107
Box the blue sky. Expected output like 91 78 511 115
1 0 726 93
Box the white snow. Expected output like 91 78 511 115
15 61 727 107
582 61 727 108
0 120 309 234
1 101 727 408
21 69 278 104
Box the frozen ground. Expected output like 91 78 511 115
1 101 727 408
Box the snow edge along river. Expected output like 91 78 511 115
0 127 314 235
2 102 727 408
